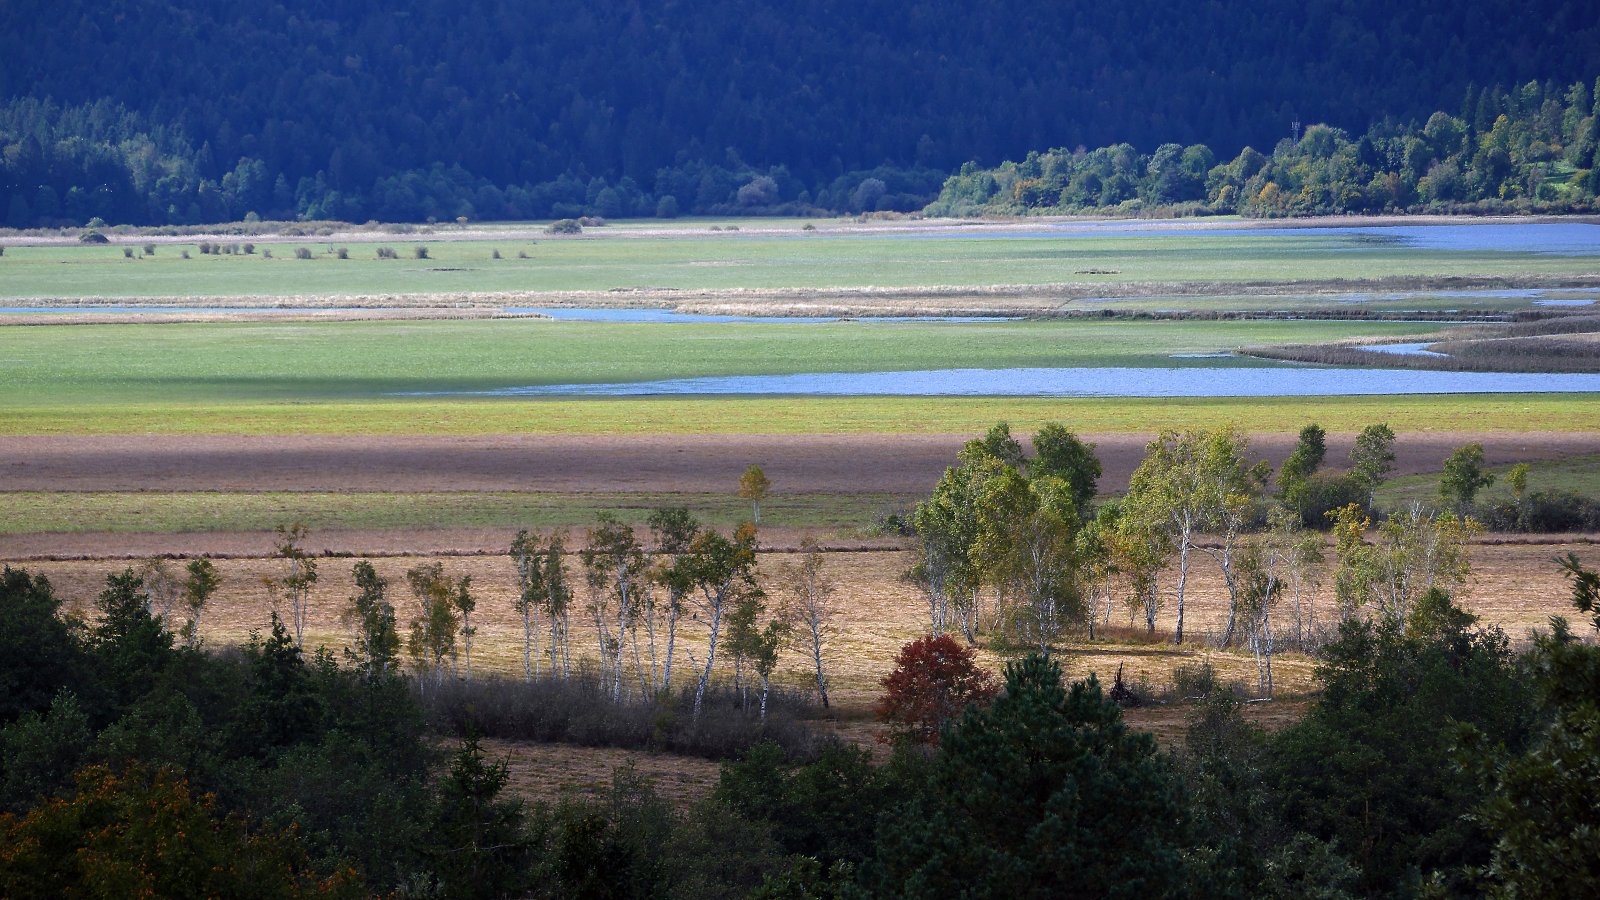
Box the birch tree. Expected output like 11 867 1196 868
908 461 985 640
1126 431 1209 645
582 514 648 702
509 529 543 680
264 523 318 650
542 532 574 678
738 464 771 524
685 523 762 719
1329 502 1478 624
1234 541 1283 696
343 559 400 677
137 557 182 623
452 575 477 681
405 562 460 689
751 620 788 722
972 468 1085 654
178 559 219 648
780 537 836 708
1192 428 1268 648
649 507 700 694
1109 496 1173 634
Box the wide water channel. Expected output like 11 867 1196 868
411 367 1600 398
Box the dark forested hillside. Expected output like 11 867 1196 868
3 0 1600 226
928 79 1600 217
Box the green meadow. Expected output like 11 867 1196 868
1376 453 1600 509
2 226 1598 299
0 490 908 534
0 317 1434 406
4 395 1597 437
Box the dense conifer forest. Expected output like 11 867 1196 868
3 0 1600 226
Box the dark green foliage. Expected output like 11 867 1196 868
1263 597 1536 895
0 567 90 724
0 764 365 898
90 569 175 709
6 2 1600 225
1460 556 1600 896
228 616 324 758
1278 423 1327 486
1439 442 1496 513
0 690 91 812
1030 423 1101 515
1479 488 1600 533
715 740 895 868
869 655 1190 898
938 75 1600 217
0 565 435 893
421 734 534 899
1287 473 1371 529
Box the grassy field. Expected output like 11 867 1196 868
5 394 1599 435
0 317 1438 396
1377 452 1600 508
0 316 1433 405
2 226 1598 299
0 490 907 535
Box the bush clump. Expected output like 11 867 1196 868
545 218 582 235
416 674 818 761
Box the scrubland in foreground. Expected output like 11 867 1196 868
18 543 1588 715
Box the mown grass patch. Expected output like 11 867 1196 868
1375 452 1600 509
3 228 1597 299
0 317 1438 407
4 394 1597 436
0 490 909 535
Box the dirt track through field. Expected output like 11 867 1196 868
4 431 1593 494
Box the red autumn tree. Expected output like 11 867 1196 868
875 634 998 744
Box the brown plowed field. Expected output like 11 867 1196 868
4 430 1592 494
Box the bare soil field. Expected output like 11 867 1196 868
4 431 1591 496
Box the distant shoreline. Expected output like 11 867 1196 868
4 211 1600 247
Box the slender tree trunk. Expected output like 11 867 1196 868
1263 605 1275 697
642 610 659 693
760 673 770 723
1174 520 1193 644
664 600 678 692
810 617 829 708
549 612 562 679
631 626 648 697
692 604 723 720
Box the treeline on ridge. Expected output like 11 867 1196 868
929 78 1600 217
3 0 1600 227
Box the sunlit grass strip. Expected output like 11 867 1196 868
2 394 1596 436
0 490 911 535
1376 453 1600 509
3 230 1597 299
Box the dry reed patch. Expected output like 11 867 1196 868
475 738 721 808
17 543 1588 719
1124 700 1313 748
